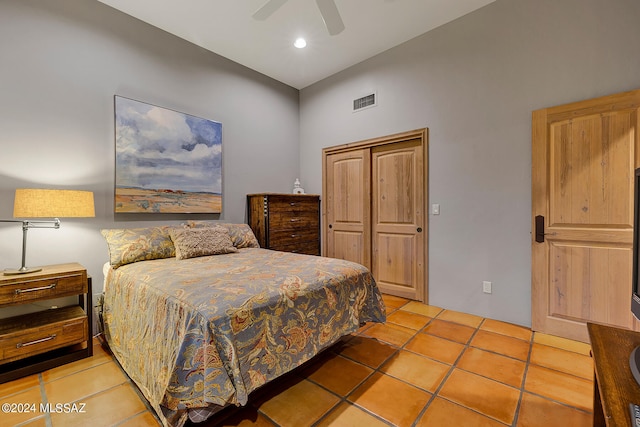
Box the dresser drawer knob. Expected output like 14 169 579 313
15 283 57 295
16 334 57 348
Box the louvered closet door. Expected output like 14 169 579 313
372 140 424 301
325 149 371 269
532 89 640 342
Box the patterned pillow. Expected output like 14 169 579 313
101 226 176 268
186 221 260 249
169 226 238 260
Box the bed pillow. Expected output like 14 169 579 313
186 221 260 249
169 226 238 260
101 226 176 268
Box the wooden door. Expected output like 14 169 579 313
323 128 428 302
372 140 425 300
324 149 371 268
532 89 640 342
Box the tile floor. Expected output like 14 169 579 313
0 294 594 426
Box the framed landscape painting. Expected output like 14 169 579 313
114 96 222 213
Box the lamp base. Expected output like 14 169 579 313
3 267 43 276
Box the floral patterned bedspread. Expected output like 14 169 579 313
103 248 386 427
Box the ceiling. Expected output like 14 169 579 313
97 0 496 90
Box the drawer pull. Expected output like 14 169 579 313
17 334 57 348
291 234 299 238
290 202 297 206
290 218 301 222
15 283 57 295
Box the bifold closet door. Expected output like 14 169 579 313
372 139 424 301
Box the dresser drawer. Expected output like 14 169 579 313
0 273 87 308
267 197 319 214
269 228 320 243
269 212 319 231
269 240 320 255
0 306 88 365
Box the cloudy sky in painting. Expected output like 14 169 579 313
115 96 222 193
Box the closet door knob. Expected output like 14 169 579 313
329 224 333 229
417 227 422 233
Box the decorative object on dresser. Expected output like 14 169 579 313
0 189 95 275
247 193 320 255
0 263 92 383
292 178 305 194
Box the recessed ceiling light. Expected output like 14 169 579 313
294 38 307 49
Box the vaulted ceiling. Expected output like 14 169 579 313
97 0 496 89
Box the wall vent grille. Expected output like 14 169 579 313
353 93 376 111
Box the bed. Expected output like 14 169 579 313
100 223 386 427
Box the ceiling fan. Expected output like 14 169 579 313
253 0 345 36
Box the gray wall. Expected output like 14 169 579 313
0 0 299 297
3 0 639 329
299 0 640 326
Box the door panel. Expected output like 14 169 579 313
550 113 634 227
375 232 416 290
332 231 366 266
372 140 424 300
532 90 640 342
325 149 371 268
549 243 633 326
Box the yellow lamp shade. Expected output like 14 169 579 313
13 189 95 218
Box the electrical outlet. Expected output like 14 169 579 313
93 293 104 308
482 281 492 294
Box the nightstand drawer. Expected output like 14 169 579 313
0 306 87 365
0 273 87 307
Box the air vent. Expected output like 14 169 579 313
353 92 376 112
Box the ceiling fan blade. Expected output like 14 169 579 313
253 0 289 21
316 0 345 35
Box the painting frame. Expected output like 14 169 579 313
114 96 222 214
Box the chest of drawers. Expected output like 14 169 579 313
248 193 320 255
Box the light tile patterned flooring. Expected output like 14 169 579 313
0 294 594 426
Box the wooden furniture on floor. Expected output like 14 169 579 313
247 193 321 255
587 322 640 426
0 263 92 383
322 128 428 302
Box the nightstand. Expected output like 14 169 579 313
0 263 92 383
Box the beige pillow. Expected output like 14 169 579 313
101 226 176 268
169 226 237 260
185 221 260 249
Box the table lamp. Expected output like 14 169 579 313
0 189 95 275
